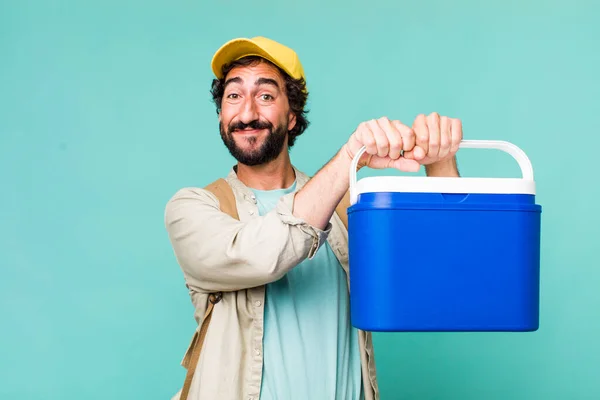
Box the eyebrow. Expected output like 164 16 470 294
223 76 281 91
255 77 280 90
223 76 242 90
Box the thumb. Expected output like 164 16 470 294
403 146 426 161
390 157 421 173
362 155 421 172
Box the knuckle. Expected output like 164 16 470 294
389 138 402 150
391 120 402 130
398 123 407 132
429 112 440 123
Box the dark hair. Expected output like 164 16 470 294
210 56 309 147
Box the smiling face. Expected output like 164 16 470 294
218 60 297 166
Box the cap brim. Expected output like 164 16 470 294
211 38 285 79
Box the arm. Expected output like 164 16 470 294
293 113 462 228
164 187 329 293
166 113 462 292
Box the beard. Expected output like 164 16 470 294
220 118 288 166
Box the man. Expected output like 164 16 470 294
165 36 462 400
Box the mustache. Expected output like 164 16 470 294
228 119 273 133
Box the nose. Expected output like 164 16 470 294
238 96 259 124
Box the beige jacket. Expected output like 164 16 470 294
164 166 379 400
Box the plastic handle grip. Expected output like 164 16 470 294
349 140 534 205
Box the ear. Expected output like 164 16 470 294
287 111 297 132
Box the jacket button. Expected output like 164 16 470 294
248 210 255 215
254 300 262 307
254 348 261 356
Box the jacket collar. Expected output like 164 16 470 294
225 164 310 195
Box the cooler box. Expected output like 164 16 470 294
347 140 542 332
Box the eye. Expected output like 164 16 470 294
260 94 274 101
227 93 239 99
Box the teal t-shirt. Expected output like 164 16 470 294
251 181 362 400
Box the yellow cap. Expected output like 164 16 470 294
211 36 305 81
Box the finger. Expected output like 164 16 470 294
361 155 421 173
390 157 421 173
439 116 451 159
348 131 370 168
391 120 415 152
411 114 428 160
357 122 377 156
364 153 421 172
426 112 441 159
362 155 390 169
366 119 390 158
450 118 462 155
378 117 403 160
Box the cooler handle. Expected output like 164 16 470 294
349 139 534 205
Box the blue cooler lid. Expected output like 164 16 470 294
349 140 537 208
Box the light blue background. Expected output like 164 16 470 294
1 1 598 398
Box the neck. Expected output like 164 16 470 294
235 150 296 190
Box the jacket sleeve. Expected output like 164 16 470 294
164 187 331 293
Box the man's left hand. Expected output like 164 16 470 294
403 112 463 167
